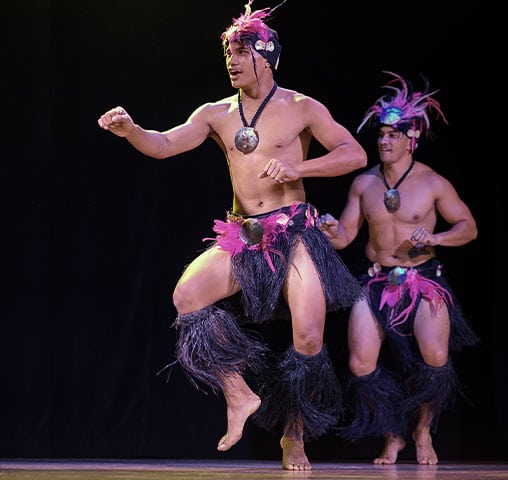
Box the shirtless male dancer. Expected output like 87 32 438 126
320 72 479 465
98 0 366 470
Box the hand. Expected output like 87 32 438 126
318 213 339 238
410 226 437 246
97 106 134 137
258 158 299 184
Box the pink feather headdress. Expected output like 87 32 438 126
221 0 286 70
357 71 448 152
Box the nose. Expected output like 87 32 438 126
228 52 239 65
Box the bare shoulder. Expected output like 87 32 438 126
189 94 236 120
275 86 302 100
415 162 456 197
415 161 454 190
212 93 237 106
275 86 326 110
351 165 379 190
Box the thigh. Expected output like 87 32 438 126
347 297 384 374
283 239 327 353
173 245 240 314
414 299 450 365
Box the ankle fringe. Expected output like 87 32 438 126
254 344 342 440
168 305 269 394
339 367 406 442
402 360 460 433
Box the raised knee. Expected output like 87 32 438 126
173 281 197 315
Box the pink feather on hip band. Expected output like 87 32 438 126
368 267 453 330
203 204 302 272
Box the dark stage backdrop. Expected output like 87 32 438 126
3 0 504 462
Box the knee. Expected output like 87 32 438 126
420 346 449 367
349 353 377 377
172 281 197 315
293 331 323 356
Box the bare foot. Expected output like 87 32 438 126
373 433 406 464
280 435 311 470
413 429 438 465
217 376 261 451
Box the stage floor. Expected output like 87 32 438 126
1 459 508 480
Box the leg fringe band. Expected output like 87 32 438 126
402 360 460 433
253 344 342 440
172 305 269 394
339 367 406 442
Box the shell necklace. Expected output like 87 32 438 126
380 160 415 213
234 82 278 154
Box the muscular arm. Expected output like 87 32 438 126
97 104 213 160
320 175 366 249
417 174 478 247
296 97 367 177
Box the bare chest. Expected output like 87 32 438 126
362 181 435 225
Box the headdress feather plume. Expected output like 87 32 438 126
357 71 448 152
221 0 286 70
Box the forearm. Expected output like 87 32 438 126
125 125 171 160
321 220 356 250
434 221 478 247
299 144 367 178
327 228 353 250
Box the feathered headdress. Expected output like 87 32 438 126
221 0 286 70
357 71 448 152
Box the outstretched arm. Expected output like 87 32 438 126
97 104 212 160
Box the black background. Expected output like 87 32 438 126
3 0 504 462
